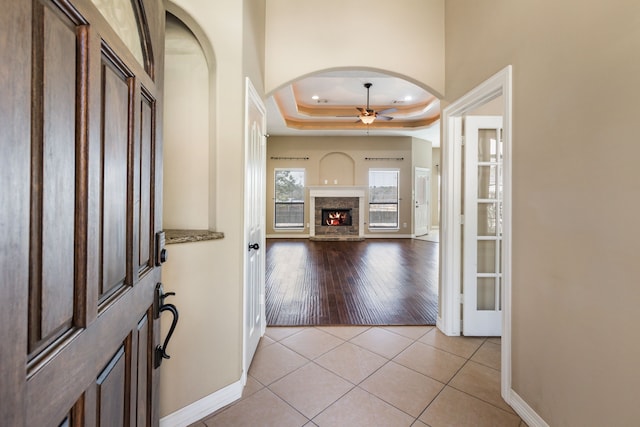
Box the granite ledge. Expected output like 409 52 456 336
165 229 224 244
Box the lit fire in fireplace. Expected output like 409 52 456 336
326 211 348 226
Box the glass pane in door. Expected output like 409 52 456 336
477 240 496 273
477 277 497 310
477 129 500 162
477 165 501 199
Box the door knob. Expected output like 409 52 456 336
248 243 260 251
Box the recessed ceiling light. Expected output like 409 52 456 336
311 95 319 100
404 95 413 101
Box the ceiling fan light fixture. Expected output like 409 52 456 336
359 114 376 124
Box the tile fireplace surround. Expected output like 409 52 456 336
309 186 366 241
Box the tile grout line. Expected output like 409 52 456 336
226 327 517 426
414 336 521 422
412 336 489 422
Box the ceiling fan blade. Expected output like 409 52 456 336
377 107 397 115
377 115 394 121
356 107 367 114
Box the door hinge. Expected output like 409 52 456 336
460 214 465 224
460 135 465 146
459 293 464 304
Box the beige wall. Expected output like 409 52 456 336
163 15 210 230
446 1 640 425
264 0 445 96
266 136 428 236
161 1 640 423
160 0 265 417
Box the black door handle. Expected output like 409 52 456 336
155 303 178 368
248 243 260 251
154 283 179 368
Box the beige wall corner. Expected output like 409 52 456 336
161 0 265 419
159 241 242 416
446 1 640 425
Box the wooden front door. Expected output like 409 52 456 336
1 0 165 425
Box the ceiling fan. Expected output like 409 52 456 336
356 82 396 124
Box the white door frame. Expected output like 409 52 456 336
438 66 512 399
242 77 267 384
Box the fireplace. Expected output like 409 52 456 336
322 209 352 226
308 186 366 241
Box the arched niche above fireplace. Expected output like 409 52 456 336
319 152 355 186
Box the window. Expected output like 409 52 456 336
368 169 399 229
274 169 305 229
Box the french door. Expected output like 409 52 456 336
463 116 504 336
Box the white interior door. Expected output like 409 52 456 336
414 167 431 236
463 116 503 336
243 78 266 378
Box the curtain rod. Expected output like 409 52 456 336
365 157 404 161
270 156 309 160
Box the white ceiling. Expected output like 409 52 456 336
265 70 441 146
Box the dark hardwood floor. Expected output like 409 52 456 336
265 238 439 326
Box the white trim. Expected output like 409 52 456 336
364 233 413 239
439 65 513 400
159 379 243 427
266 233 310 239
266 234 416 239
508 389 550 427
501 67 514 401
439 115 462 336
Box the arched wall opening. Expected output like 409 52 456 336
163 6 218 229
265 66 443 101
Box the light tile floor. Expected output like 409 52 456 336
192 326 528 427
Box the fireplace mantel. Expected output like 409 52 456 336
309 186 366 240
308 186 367 198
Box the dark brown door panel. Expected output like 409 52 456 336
1 0 165 424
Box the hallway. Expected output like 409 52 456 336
192 326 525 426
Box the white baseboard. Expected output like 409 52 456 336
508 389 549 427
266 234 416 239
364 234 414 239
159 380 243 427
